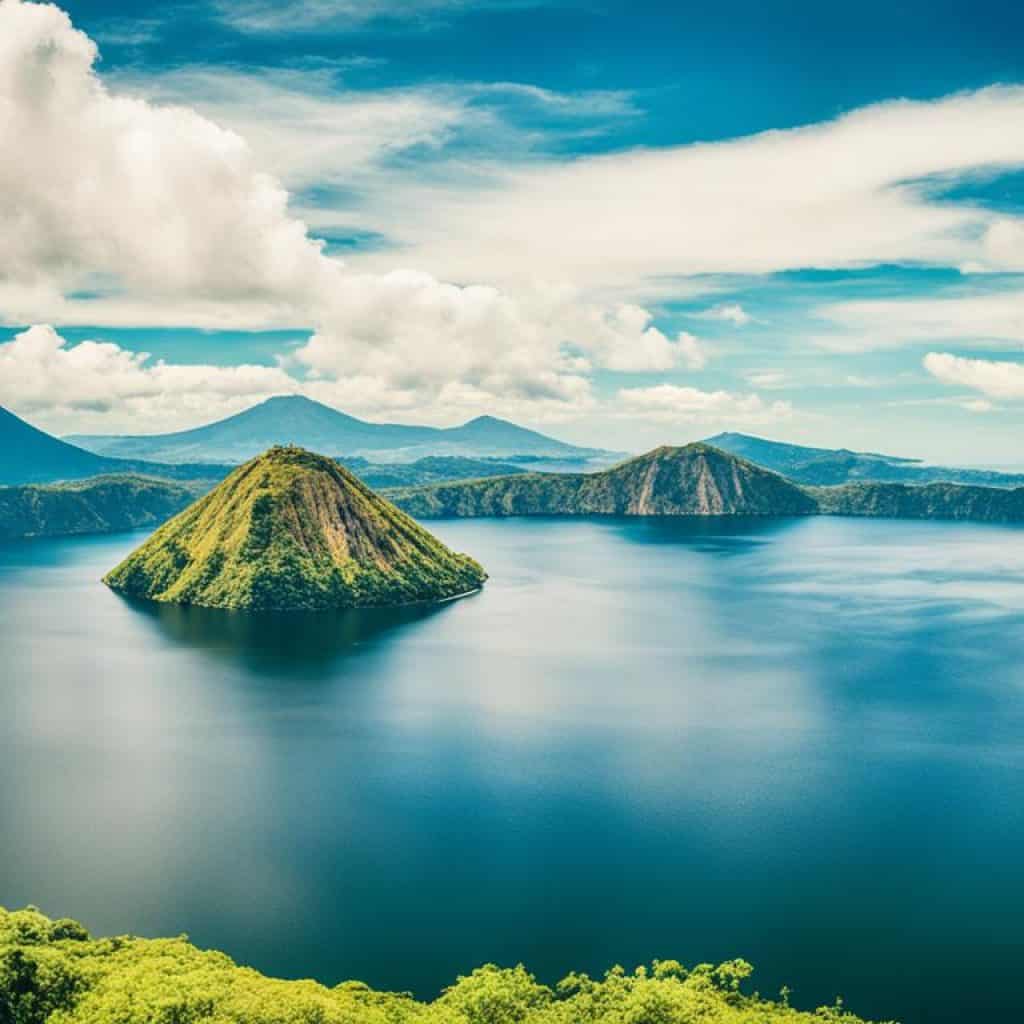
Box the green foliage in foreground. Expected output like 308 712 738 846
0 907 889 1024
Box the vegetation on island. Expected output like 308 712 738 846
348 455 529 490
705 432 1024 489
811 480 1024 520
103 446 486 611
389 444 819 518
0 906 886 1024
0 476 198 541
388 444 1024 525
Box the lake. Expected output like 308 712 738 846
2 515 1023 1023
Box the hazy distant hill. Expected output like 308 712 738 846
705 432 1024 488
0 405 232 486
69 395 611 465
0 476 196 540
0 405 126 485
390 443 1024 525
347 455 528 489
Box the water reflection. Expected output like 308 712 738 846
604 513 804 554
119 594 459 676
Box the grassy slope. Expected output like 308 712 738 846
0 907 885 1024
0 476 197 541
104 447 486 611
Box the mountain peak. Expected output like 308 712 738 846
463 414 508 426
70 397 599 464
393 441 817 519
259 394 320 407
104 445 486 611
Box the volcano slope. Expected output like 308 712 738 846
104 446 486 611
390 443 818 518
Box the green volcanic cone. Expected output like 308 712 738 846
104 445 486 611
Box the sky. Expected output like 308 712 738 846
2 0 1024 462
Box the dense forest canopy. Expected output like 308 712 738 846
0 907 887 1024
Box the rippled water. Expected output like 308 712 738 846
2 516 1023 1023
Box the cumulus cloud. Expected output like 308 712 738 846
696 303 753 326
615 384 793 424
745 370 787 390
0 325 298 430
0 0 684 425
0 0 332 308
923 352 1024 400
816 288 1024 351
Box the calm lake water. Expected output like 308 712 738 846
2 516 1024 1023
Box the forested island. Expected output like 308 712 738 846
0 906 882 1024
0 476 198 541
390 444 1024 524
104 446 486 611
6 443 1024 545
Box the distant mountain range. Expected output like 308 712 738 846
0 403 550 490
704 432 1024 488
390 443 1024 524
6 440 1024 542
68 395 614 466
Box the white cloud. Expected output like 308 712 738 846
0 325 298 430
111 67 469 192
969 218 1024 273
111 66 639 202
0 0 682 424
616 384 793 425
343 86 1024 291
815 288 1024 351
0 1 331 309
745 370 787 390
923 352 1024 400
6 0 1024 439
962 398 996 413
212 0 531 34
696 303 753 326
675 332 708 371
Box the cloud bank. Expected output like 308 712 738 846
0 0 702 428
4 0 1024 440
924 352 1024 400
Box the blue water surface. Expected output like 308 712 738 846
2 516 1023 1023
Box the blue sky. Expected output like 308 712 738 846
2 0 1024 461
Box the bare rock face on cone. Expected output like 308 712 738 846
391 443 820 518
104 446 486 611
